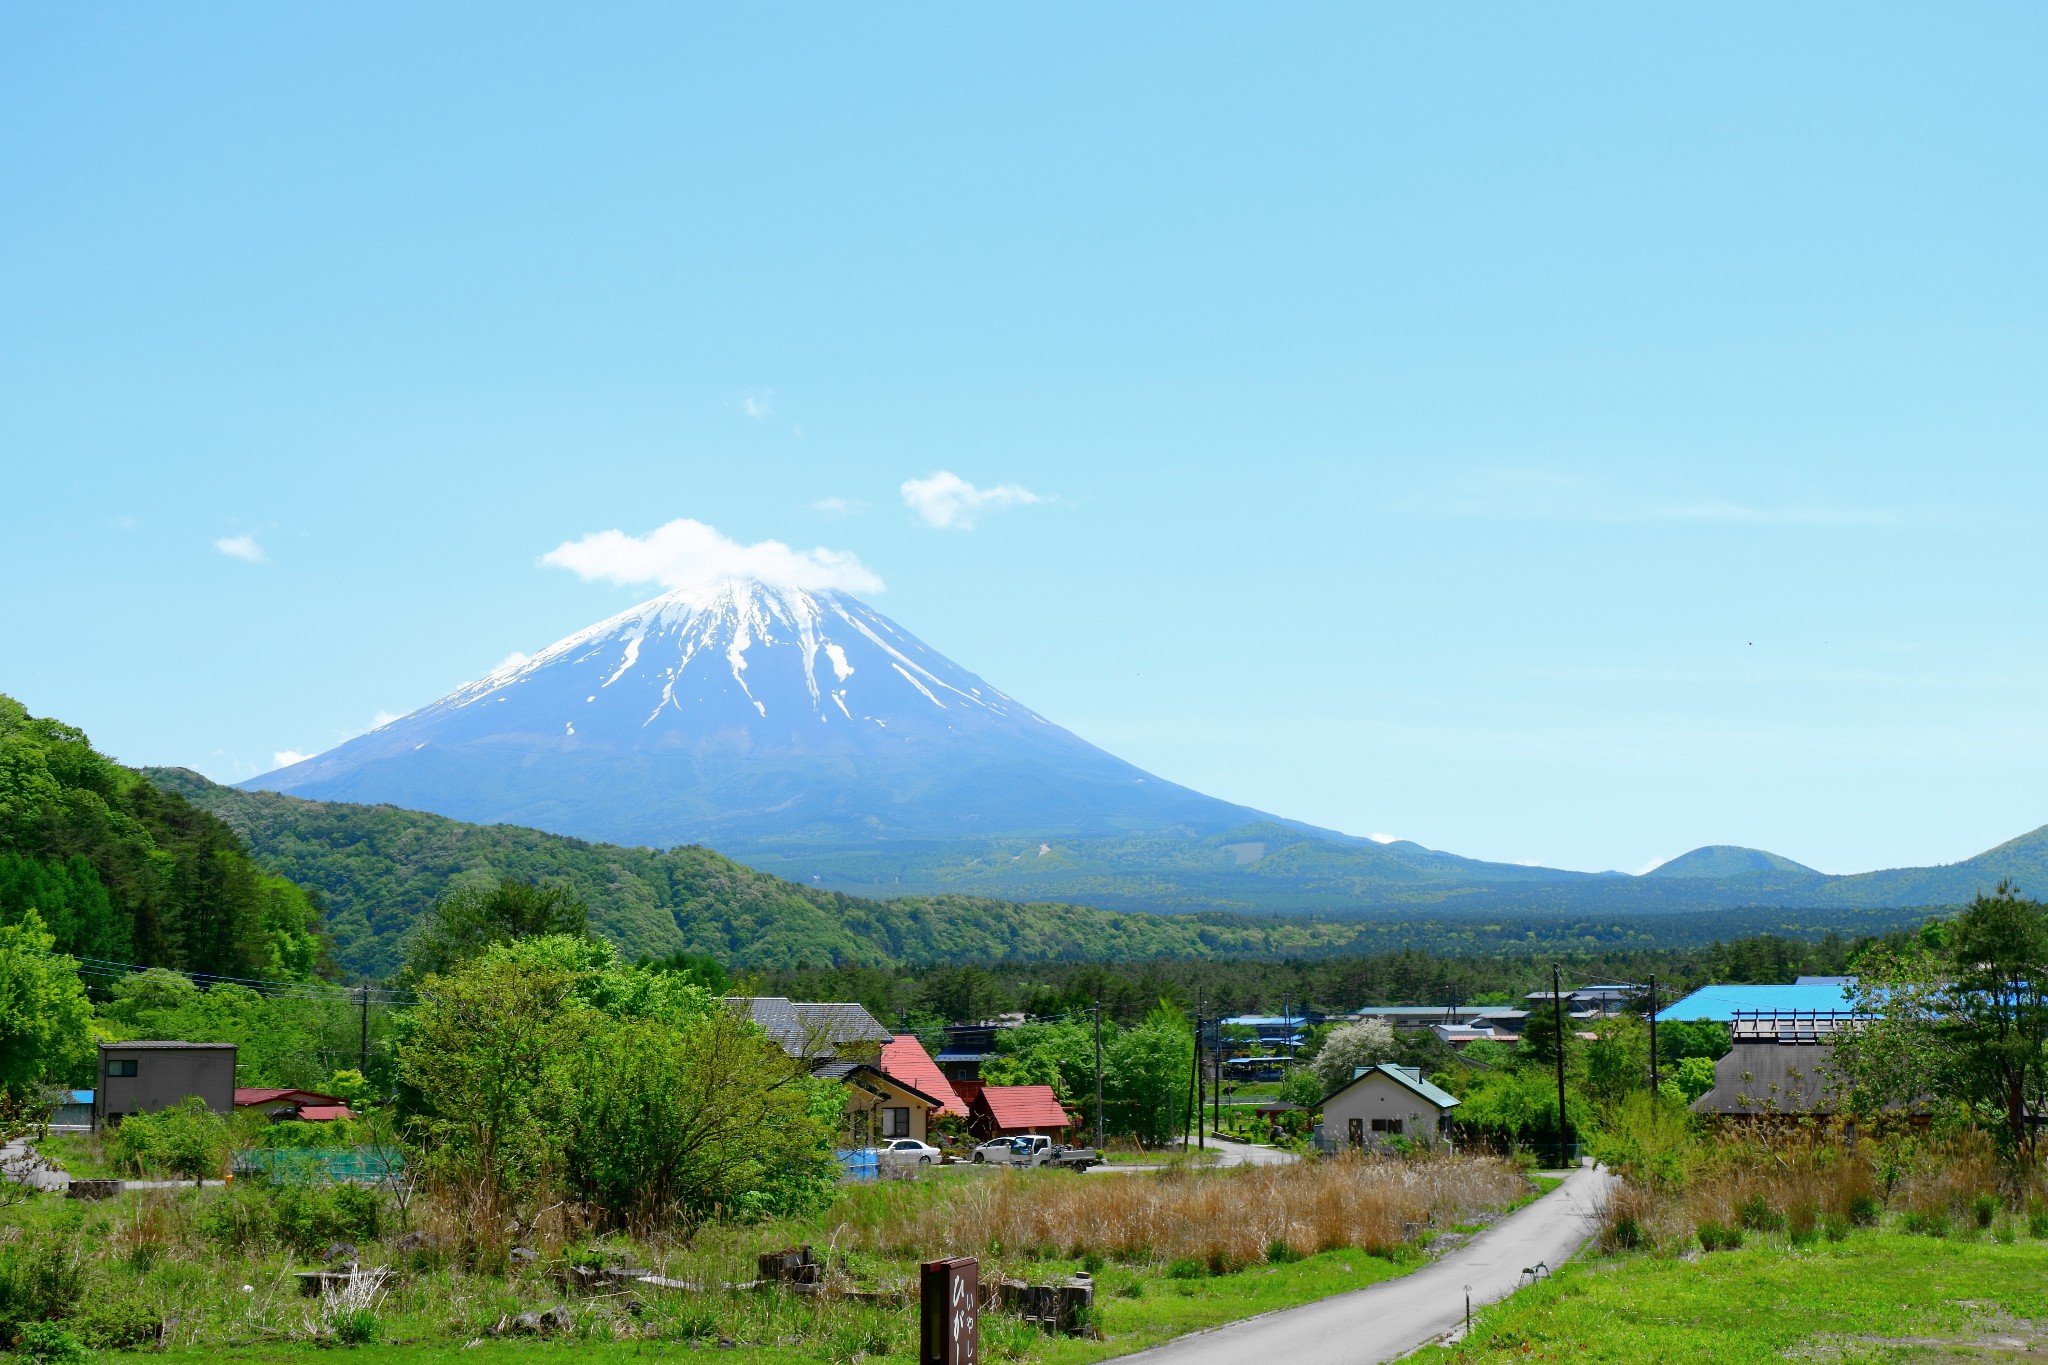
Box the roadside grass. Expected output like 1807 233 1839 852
1410 1230 2048 1364
141 1247 1418 1364
35 1131 122 1180
2 1156 1536 1360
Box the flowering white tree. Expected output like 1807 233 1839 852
1311 1019 1397 1091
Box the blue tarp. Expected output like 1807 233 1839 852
835 1148 879 1182
1654 982 1862 1022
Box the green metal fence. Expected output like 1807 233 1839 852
231 1148 403 1184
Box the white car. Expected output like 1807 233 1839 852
971 1135 1052 1166
878 1138 942 1167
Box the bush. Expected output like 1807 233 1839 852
71 1291 160 1349
1736 1194 1783 1232
1973 1193 1999 1229
0 1234 83 1334
2029 1209 2048 1239
11 1322 88 1365
332 1308 380 1345
105 1098 229 1181
1264 1239 1301 1264
1848 1193 1881 1227
1901 1210 1949 1238
1696 1221 1743 1252
197 1181 381 1255
1822 1215 1850 1243
1164 1258 1205 1280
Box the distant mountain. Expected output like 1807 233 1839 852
236 576 2048 920
1644 846 1823 880
247 578 1310 850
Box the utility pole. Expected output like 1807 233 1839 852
1647 975 1659 1095
1551 963 1569 1166
1093 1000 1104 1149
1212 1024 1222 1138
1195 996 1206 1150
358 983 369 1072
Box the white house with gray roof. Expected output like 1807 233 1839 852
1317 1063 1460 1152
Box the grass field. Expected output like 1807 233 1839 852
138 1248 1416 1364
1411 1230 2048 1363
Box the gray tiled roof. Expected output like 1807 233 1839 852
100 1040 236 1050
727 998 891 1058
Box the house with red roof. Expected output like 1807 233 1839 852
234 1088 353 1121
967 1084 1073 1139
878 1035 967 1118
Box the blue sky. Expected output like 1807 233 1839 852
5 4 2044 876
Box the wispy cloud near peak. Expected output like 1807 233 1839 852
900 471 1046 530
215 533 266 562
541 518 883 594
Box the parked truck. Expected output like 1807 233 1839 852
970 1135 1101 1170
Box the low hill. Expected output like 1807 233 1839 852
156 769 1958 978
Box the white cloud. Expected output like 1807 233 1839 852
808 496 864 517
540 518 884 594
740 389 774 420
272 749 312 768
900 471 1046 530
492 652 531 675
1367 832 1401 844
370 710 402 729
215 533 266 562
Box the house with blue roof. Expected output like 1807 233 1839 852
1653 980 1863 1023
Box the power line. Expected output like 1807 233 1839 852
18 947 413 1004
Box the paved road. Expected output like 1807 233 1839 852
1203 1133 1299 1168
1108 1163 1615 1365
0 1138 67 1192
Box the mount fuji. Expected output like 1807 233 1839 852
248 578 1299 852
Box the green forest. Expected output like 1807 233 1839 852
160 766 1939 979
0 696 322 981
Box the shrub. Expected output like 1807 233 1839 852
1164 1258 1205 1280
1847 1193 1880 1227
1822 1215 1850 1243
2030 1209 2048 1239
1080 1251 1105 1274
105 1098 228 1182
1605 1215 1645 1251
1787 1223 1818 1248
11 1322 88 1365
1696 1221 1743 1252
0 1234 84 1333
1901 1211 1949 1238
332 1308 380 1345
71 1291 160 1349
1973 1193 1999 1229
1736 1194 1783 1232
1264 1239 1301 1264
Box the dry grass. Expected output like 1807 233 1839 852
843 1154 1532 1267
1597 1127 2045 1253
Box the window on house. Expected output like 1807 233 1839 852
881 1107 911 1138
107 1060 138 1078
1369 1117 1403 1134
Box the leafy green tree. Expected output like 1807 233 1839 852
562 1004 839 1228
400 877 589 982
397 939 599 1221
1516 996 1576 1070
1278 1066 1324 1107
1582 1018 1650 1106
97 968 353 1091
0 909 93 1097
1842 885 2048 1158
1671 1055 1717 1103
1654 1019 1730 1065
640 950 730 994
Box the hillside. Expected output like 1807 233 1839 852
0 696 323 979
151 769 1394 976
157 770 1952 977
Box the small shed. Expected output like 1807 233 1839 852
96 1041 236 1130
968 1085 1072 1139
1319 1064 1459 1150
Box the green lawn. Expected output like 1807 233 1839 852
1410 1231 2048 1363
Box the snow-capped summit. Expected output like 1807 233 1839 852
249 577 1275 850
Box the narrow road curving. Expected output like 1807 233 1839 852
1109 1163 1616 1365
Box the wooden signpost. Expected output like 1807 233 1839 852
920 1256 978 1365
